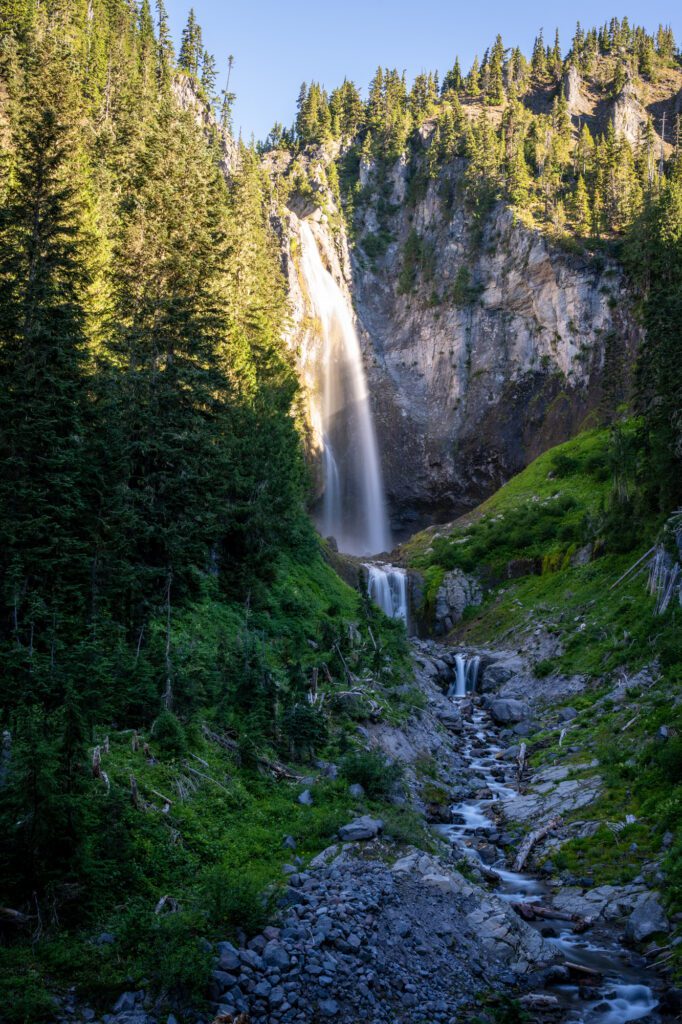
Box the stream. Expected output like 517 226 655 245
436 700 661 1024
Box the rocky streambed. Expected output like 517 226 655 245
76 641 679 1024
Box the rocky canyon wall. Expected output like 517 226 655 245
275 148 640 541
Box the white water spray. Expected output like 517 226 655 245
365 563 409 625
299 220 391 556
448 653 480 697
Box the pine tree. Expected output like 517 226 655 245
442 57 462 95
0 57 97 702
201 49 217 100
155 0 175 86
571 174 591 234
178 7 202 78
465 55 481 96
486 35 505 105
630 177 682 510
531 30 547 79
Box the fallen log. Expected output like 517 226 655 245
565 960 602 981
513 816 562 872
516 742 527 792
519 994 560 1010
511 901 593 932
0 907 30 926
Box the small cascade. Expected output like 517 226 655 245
365 563 409 625
298 220 391 556
448 653 480 697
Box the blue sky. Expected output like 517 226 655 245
163 1 681 142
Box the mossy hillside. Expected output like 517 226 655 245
403 427 682 966
0 550 424 1022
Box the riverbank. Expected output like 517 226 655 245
43 636 681 1024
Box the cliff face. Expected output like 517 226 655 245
352 162 639 533
276 148 640 539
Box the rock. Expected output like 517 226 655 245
318 998 339 1017
625 895 669 943
348 783 365 799
298 789 314 806
338 816 383 841
113 993 137 1014
217 947 241 972
557 706 578 722
268 986 285 1007
262 940 290 970
434 570 482 630
421 873 458 894
658 988 682 1014
489 699 529 724
282 835 297 851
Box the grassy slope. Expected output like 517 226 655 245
404 426 682 956
0 550 426 1022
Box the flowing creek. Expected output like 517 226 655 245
299 213 663 1021
437 691 660 1024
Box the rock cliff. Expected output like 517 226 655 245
278 149 640 537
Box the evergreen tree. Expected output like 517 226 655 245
531 30 547 79
486 35 505 105
465 55 480 96
571 174 591 234
0 57 97 706
178 7 203 78
155 0 175 86
442 57 462 95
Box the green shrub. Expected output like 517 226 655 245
152 709 187 755
200 867 276 937
551 452 579 477
339 749 403 799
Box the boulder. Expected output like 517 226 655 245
434 569 482 631
489 699 529 724
298 789 314 806
338 815 383 841
625 895 669 943
348 783 365 799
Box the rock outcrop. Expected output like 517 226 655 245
276 148 640 536
434 569 482 632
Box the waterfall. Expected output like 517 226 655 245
299 220 391 556
365 563 408 625
448 654 480 698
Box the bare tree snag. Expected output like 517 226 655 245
513 816 562 871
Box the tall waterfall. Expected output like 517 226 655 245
299 220 391 556
365 563 409 625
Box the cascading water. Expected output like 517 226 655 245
299 220 391 556
448 653 480 697
365 563 409 625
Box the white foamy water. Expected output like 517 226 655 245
299 220 390 556
365 563 408 625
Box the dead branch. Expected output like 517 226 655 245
610 546 656 590
130 775 141 810
0 907 30 926
511 901 592 932
154 894 181 915
513 816 562 872
516 742 527 792
202 724 239 755
189 751 209 768
92 746 102 779
149 788 173 812
183 763 231 792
